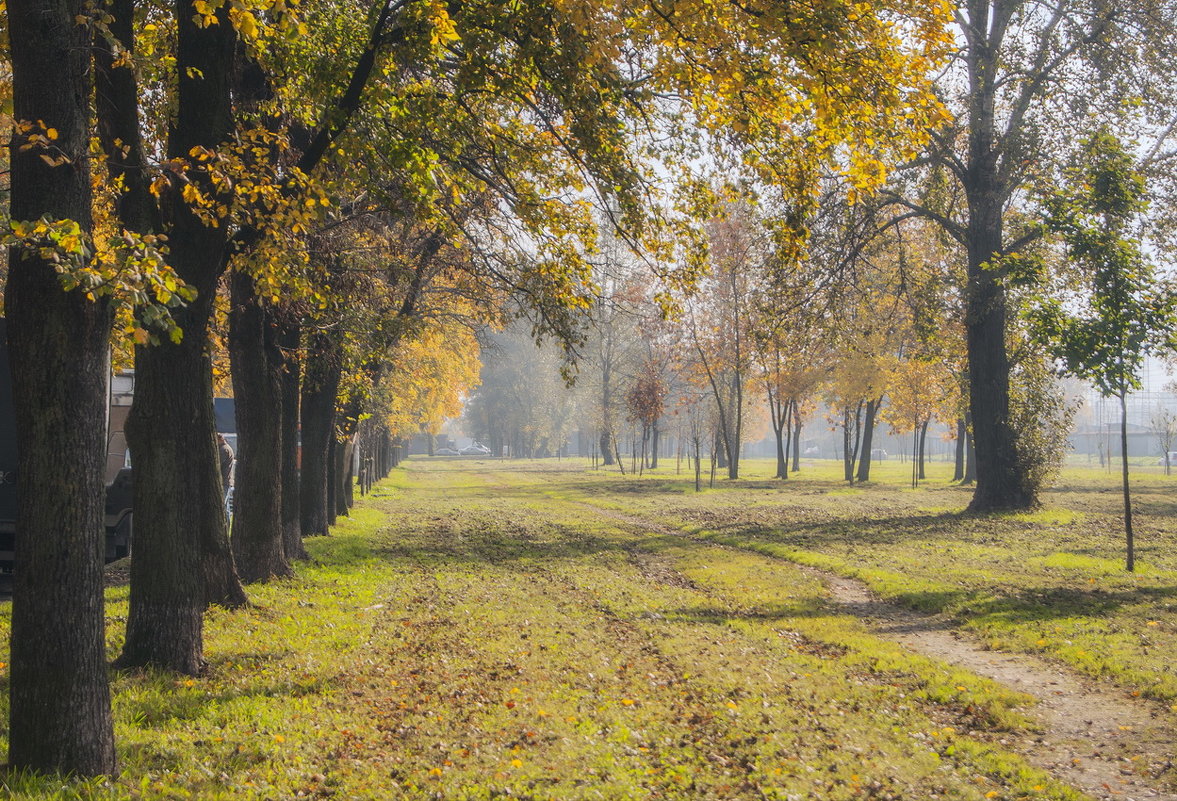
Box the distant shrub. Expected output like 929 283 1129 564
1010 354 1078 499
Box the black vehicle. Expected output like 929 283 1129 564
0 319 134 581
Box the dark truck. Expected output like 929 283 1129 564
0 319 134 581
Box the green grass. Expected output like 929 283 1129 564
543 456 1177 706
2 455 1166 798
0 458 1101 795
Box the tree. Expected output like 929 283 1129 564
113 0 250 675
825 348 889 484
885 0 1177 511
754 318 827 480
882 357 951 487
625 362 667 474
3 0 117 775
687 206 766 480
1032 129 1174 572
1151 405 1177 476
0 0 957 769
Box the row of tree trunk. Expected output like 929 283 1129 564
4 0 400 775
839 406 977 486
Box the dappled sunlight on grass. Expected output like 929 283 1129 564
1 456 1165 798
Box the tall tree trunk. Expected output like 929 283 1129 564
598 429 613 466
300 329 341 537
783 400 794 477
122 313 220 672
726 374 742 480
963 411 977 485
770 393 788 479
791 402 802 472
327 434 338 526
278 313 306 561
119 0 247 674
650 421 659 469
1121 391 1134 572
228 273 291 583
774 422 788 480
856 397 881 483
600 364 614 465
335 436 353 517
5 0 116 771
843 407 854 482
694 433 702 492
964 40 1034 511
953 417 966 482
918 418 929 480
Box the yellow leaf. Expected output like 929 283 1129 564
236 10 258 39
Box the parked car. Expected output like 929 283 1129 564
1157 451 1177 466
870 448 888 461
460 442 491 456
435 447 460 456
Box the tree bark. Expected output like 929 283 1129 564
1121 391 1134 572
856 397 881 483
783 400 794 479
843 402 864 483
327 434 338 526
598 429 612 465
725 373 742 480
278 313 306 561
774 423 788 480
335 436 353 517
963 23 1035 512
918 418 929 480
843 407 854 482
5 0 117 772
119 1 247 674
963 411 977 484
953 417 966 482
791 403 802 472
599 359 614 465
300 328 341 537
694 433 702 492
769 392 788 479
228 272 291 583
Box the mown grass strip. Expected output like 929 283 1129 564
0 459 1118 798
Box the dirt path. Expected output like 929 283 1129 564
578 500 1177 801
815 568 1176 801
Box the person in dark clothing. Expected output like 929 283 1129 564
217 433 235 522
217 433 235 492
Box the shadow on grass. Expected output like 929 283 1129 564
371 531 630 568
115 661 329 729
659 597 832 626
306 526 630 577
688 510 975 549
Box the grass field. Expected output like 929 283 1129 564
0 456 1173 799
552 456 1177 704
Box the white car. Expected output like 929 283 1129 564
460 443 491 456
